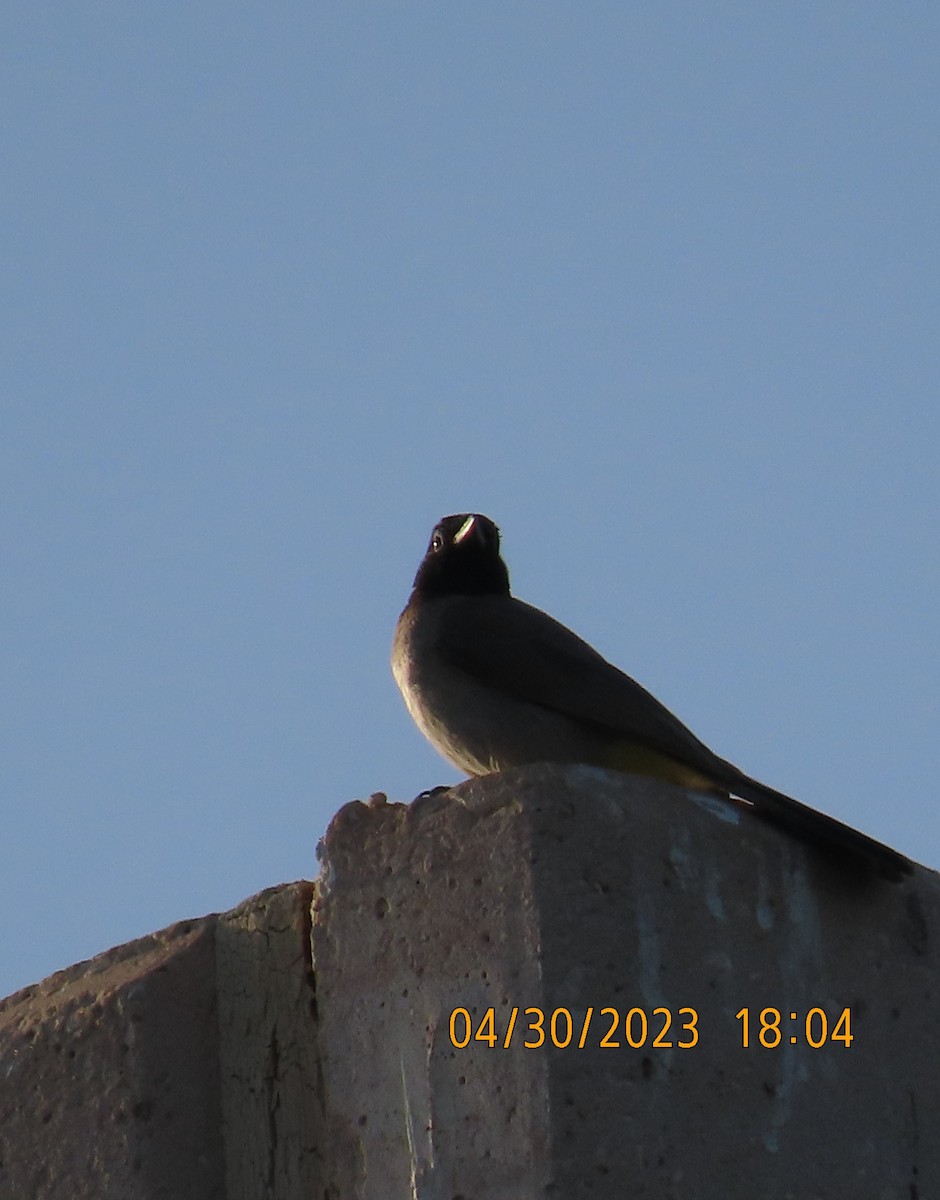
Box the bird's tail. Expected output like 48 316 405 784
723 766 912 882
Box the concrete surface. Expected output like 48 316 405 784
0 881 320 1200
311 765 937 1199
2 766 936 1199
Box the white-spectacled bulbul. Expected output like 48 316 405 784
392 514 910 880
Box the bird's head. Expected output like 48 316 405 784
412 513 510 597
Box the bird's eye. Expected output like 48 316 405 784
431 531 444 551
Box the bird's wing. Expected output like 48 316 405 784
438 595 912 880
437 595 724 774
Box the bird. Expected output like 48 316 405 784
392 513 911 881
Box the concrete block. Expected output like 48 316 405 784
2 766 935 1198
311 764 938 1199
0 881 320 1200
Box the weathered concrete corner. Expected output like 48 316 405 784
0 881 321 1200
1 766 936 1198
311 764 938 1199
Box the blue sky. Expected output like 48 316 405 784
2 5 938 997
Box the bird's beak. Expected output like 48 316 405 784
453 515 477 544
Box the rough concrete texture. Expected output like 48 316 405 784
1 767 935 1199
0 881 321 1200
312 764 938 1200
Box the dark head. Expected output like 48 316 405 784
412 514 510 598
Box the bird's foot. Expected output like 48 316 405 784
413 784 453 802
